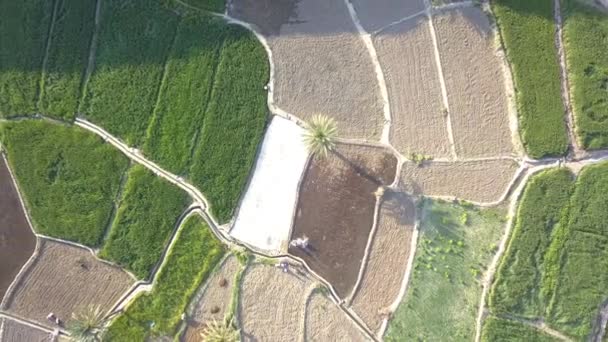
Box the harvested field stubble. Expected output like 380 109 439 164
0 318 52 342
3 239 134 329
290 144 397 297
0 157 37 300
351 192 415 332
351 0 426 32
434 7 513 157
374 15 452 158
305 292 368 341
399 159 520 204
239 263 313 341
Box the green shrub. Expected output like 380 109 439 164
100 165 190 279
0 120 129 246
105 215 225 340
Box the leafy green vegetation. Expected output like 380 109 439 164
39 0 96 121
100 165 189 279
189 24 269 223
0 120 128 246
386 200 505 341
81 0 178 146
179 0 225 13
490 168 574 317
0 0 52 117
492 0 568 158
481 316 558 342
105 215 225 341
562 0 608 149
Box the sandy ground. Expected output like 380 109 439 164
3 239 134 328
290 144 397 297
230 117 309 253
182 256 241 342
374 15 452 158
230 0 384 141
304 292 369 341
434 7 513 157
351 192 415 332
239 263 314 341
0 318 51 342
351 0 426 33
0 157 37 301
400 159 519 203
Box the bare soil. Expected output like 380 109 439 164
399 159 519 203
182 256 241 342
351 192 415 332
0 318 51 342
238 263 313 341
0 157 37 301
290 144 397 298
304 292 368 341
3 239 134 328
373 15 452 158
434 7 513 157
352 0 426 32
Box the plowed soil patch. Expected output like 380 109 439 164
351 192 416 332
400 159 519 203
239 263 313 341
290 144 397 298
0 318 51 342
304 292 368 341
434 7 513 157
352 0 426 32
374 15 452 158
0 157 36 300
3 239 134 328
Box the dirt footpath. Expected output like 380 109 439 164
400 159 519 203
182 256 241 342
0 318 51 342
434 7 513 157
304 292 368 341
374 15 452 158
3 239 134 328
238 263 313 341
290 144 397 297
230 0 384 141
351 192 416 332
0 157 37 301
352 0 426 32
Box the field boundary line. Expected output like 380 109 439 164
592 300 608 342
0 312 62 337
298 284 318 342
99 164 130 246
432 0 474 12
78 0 103 112
36 0 60 111
344 0 392 144
496 314 573 341
372 10 427 36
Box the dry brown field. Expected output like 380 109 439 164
3 239 134 328
304 292 368 341
0 318 51 342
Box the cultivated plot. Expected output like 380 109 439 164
351 192 415 332
230 117 308 254
305 292 368 341
0 318 52 342
0 156 36 301
374 14 452 158
290 144 397 297
351 0 426 33
399 159 520 204
3 239 134 329
434 7 513 157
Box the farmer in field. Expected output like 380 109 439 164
289 235 309 250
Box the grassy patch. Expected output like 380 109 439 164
481 316 559 342
490 168 574 317
0 0 53 117
562 0 608 149
100 165 190 279
386 199 505 341
105 214 225 341
38 0 95 121
179 0 225 13
189 24 269 223
492 0 568 158
81 0 178 146
0 120 128 245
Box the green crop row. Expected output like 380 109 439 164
0 120 129 246
178 0 225 13
492 0 568 158
481 316 558 342
100 165 190 279
562 0 608 149
105 214 225 341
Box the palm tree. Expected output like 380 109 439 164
303 115 337 158
199 317 240 342
66 305 107 342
